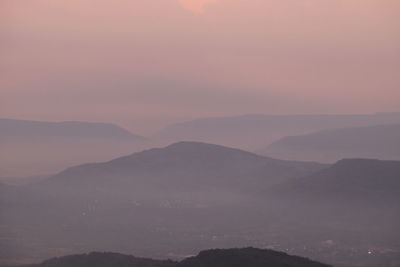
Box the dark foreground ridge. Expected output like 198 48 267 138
26 248 331 267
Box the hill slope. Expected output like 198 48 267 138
2 146 399 267
269 158 400 234
39 141 325 196
0 118 146 177
259 124 400 162
0 143 326 263
0 118 142 140
280 158 400 199
156 113 400 150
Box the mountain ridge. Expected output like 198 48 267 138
156 113 400 150
0 118 147 177
39 141 326 194
0 118 143 140
1 144 399 266
269 158 400 204
25 248 331 267
260 123 400 162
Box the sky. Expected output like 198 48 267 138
1 0 399 134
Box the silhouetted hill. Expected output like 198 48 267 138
156 113 400 150
40 142 325 196
26 248 330 267
276 158 400 200
179 248 331 267
268 159 400 237
260 124 400 162
28 252 175 267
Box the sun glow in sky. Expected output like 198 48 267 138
179 0 217 13
1 0 400 132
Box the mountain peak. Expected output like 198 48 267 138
41 142 324 194
163 141 254 155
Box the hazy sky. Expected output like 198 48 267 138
1 0 399 133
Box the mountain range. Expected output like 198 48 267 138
275 158 400 199
3 113 400 178
0 118 146 177
0 118 143 140
38 141 325 198
156 113 400 150
1 142 399 266
267 158 400 234
259 124 400 162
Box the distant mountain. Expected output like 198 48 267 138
0 142 326 263
2 145 399 267
156 113 400 150
259 124 400 162
0 118 147 177
268 158 400 235
39 141 325 197
26 248 331 267
275 158 400 198
0 118 143 140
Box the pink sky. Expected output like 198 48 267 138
179 0 218 13
1 0 399 133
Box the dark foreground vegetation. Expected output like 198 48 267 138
25 248 331 267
